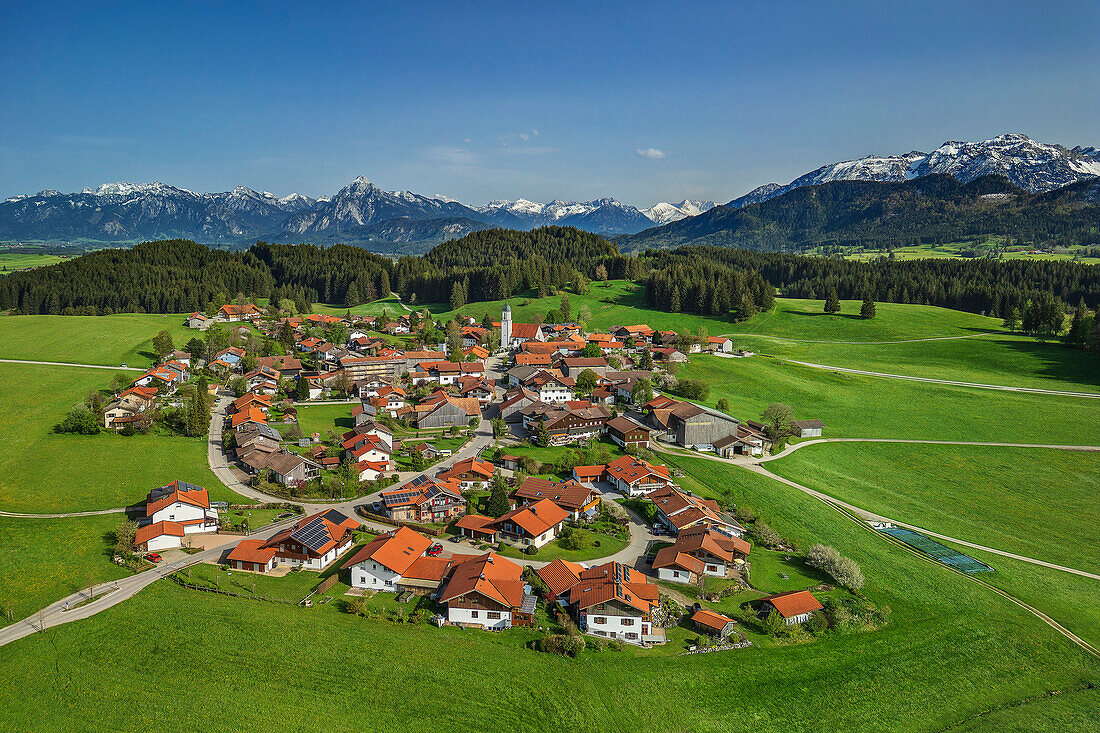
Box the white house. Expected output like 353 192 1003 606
143 480 219 535
342 527 433 591
439 553 534 631
261 509 359 571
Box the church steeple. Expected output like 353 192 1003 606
501 302 513 349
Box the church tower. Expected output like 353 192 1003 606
501 302 513 349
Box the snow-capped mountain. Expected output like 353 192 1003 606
641 199 718 224
728 134 1100 208
480 197 715 232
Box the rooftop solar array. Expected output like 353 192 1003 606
291 517 332 553
879 527 993 573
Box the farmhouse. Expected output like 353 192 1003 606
217 303 262 322
490 498 570 548
568 561 662 645
186 312 212 329
603 455 673 496
437 457 495 489
604 416 652 450
342 526 438 593
511 477 600 521
439 552 534 630
647 485 746 537
380 475 466 523
653 525 750 584
261 509 359 570
760 590 824 625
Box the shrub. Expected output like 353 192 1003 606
751 520 784 549
54 405 101 435
524 545 539 556
806 543 865 591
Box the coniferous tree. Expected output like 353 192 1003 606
860 295 876 319
824 289 841 314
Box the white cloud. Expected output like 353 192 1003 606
636 147 667 159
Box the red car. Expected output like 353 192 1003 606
426 544 444 557
146 552 162 563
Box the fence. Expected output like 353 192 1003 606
317 574 340 594
167 573 294 605
356 508 444 537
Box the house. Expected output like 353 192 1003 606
568 561 662 645
499 387 542 423
525 370 576 403
647 486 746 537
226 539 279 573
489 498 570 548
603 455 673 496
512 477 600 521
524 403 610 446
692 609 737 638
506 364 541 387
186 312 212 330
604 416 652 450
571 465 605 485
612 324 655 343
559 357 610 378
790 419 826 438
342 526 443 593
245 451 319 486
515 353 553 367
439 552 535 630
454 514 499 543
759 590 824 625
653 525 750 584
230 393 272 414
380 476 466 523
437 457 495 489
256 355 304 380
230 406 268 430
134 521 187 552
706 336 735 353
217 303 262 322
261 509 359 570
143 480 219 536
661 401 741 449
535 558 586 601
651 347 688 363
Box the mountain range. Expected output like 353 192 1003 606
1 133 1095 253
0 175 715 250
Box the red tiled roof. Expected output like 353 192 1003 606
227 538 277 565
135 520 185 546
692 608 736 632
341 526 432 575
536 558 585 597
491 498 569 537
763 590 824 618
439 552 525 608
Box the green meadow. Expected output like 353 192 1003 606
767 442 1100 574
0 450 1097 732
0 312 194 366
676 354 1100 443
0 363 242 513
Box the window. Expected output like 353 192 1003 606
707 565 718 572
625 632 638 640
672 571 680 578
621 618 634 626
486 612 501 619
470 611 479 618
593 616 606 624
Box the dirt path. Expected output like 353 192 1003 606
0 358 143 371
718 331 1001 345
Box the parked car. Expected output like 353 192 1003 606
146 552 162 563
426 543 444 557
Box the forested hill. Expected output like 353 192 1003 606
621 174 1100 252
2 227 1098 320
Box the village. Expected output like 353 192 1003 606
104 298 853 653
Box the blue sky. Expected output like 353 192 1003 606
1 1 1096 206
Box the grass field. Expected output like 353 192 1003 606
1 449 1097 732
293 402 357 436
0 363 243 513
767 443 1100 574
675 354 1100 444
0 252 67 273
0 514 132 624
0 312 194 367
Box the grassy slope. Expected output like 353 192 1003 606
676 354 1100 443
0 312 194 367
0 453 1097 732
0 514 131 623
0 363 241 513
767 443 1100 573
